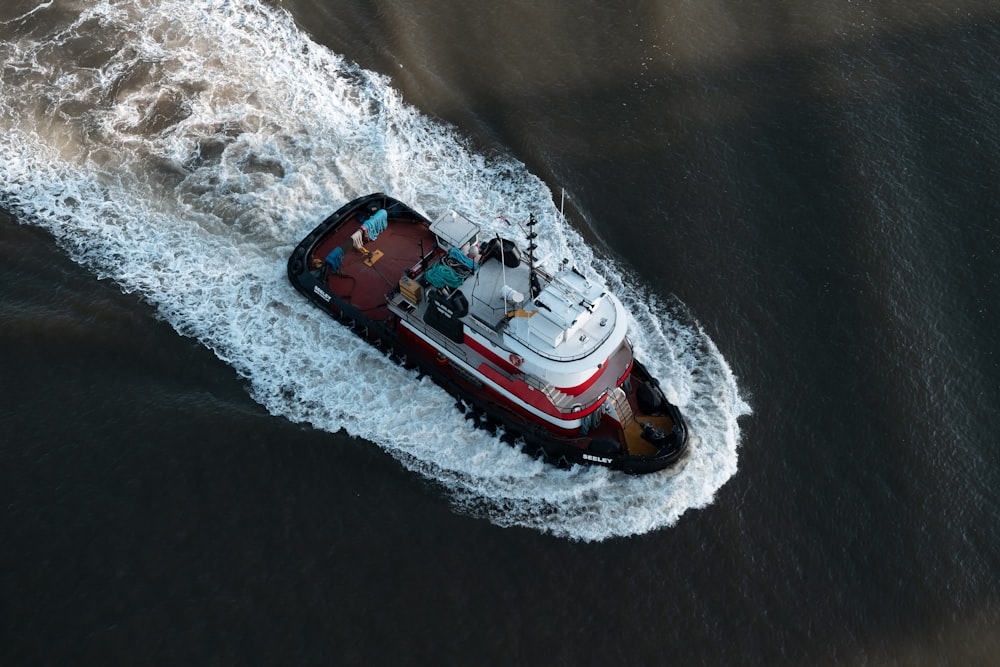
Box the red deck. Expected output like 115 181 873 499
310 212 440 322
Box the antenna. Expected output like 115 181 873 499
497 233 507 313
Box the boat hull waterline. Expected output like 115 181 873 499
287 193 688 474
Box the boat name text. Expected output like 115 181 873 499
313 285 332 302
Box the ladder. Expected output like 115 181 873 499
542 384 574 409
608 386 635 425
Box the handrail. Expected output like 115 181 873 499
504 323 617 363
393 298 609 417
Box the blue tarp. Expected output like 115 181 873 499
363 209 388 239
325 247 344 273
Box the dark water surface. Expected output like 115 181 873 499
3 0 1000 664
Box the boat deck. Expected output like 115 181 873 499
622 415 676 455
462 257 531 330
310 211 440 322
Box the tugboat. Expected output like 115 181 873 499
287 193 688 473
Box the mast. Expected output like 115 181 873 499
526 213 540 298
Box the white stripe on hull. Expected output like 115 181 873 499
399 320 588 430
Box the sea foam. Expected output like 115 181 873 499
0 0 749 540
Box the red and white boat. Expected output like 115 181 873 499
287 193 688 473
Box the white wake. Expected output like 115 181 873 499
0 0 749 541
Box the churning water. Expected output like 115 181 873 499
1 0 748 541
